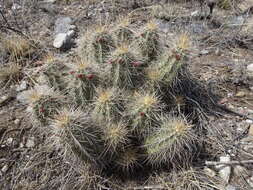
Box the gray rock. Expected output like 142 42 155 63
26 137 35 148
54 17 73 35
226 185 238 190
227 16 245 27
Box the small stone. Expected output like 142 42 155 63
250 87 253 91
16 81 27 92
200 50 209 55
42 0 56 3
53 33 68 49
247 64 253 73
246 119 253 124
1 165 8 173
247 176 253 188
19 143 24 148
226 185 237 190
216 156 231 183
235 91 246 97
6 138 13 145
191 10 199 16
249 125 253 136
26 137 35 148
204 167 216 177
12 3 21 10
14 119 20 125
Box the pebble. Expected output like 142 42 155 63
14 119 20 125
16 81 27 92
204 167 216 177
247 176 253 188
215 155 231 183
6 138 13 146
1 165 8 173
226 185 238 190
247 64 253 73
26 137 35 148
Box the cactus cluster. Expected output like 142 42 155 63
19 18 211 175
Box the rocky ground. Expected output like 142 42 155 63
1 0 253 189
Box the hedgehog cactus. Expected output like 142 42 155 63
127 91 162 135
65 59 99 107
144 116 196 166
114 17 134 42
49 108 103 165
20 19 210 176
17 85 65 125
138 21 160 61
108 43 144 88
90 25 114 64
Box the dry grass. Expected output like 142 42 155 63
0 63 22 88
1 35 33 61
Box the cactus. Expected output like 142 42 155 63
65 59 99 107
89 25 114 64
92 87 124 122
49 108 103 165
144 116 196 166
126 91 162 136
38 59 66 92
20 18 218 179
17 85 65 125
107 43 144 88
113 17 134 42
115 147 140 173
102 121 129 152
138 20 160 61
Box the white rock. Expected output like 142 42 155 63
1 165 8 173
247 64 253 73
43 0 56 3
19 143 24 148
245 119 253 124
247 176 253 188
12 3 21 10
6 138 13 145
14 119 20 125
226 185 237 190
191 10 199 16
216 155 231 183
53 33 68 48
200 50 209 55
69 25 76 30
26 137 35 148
16 81 27 92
